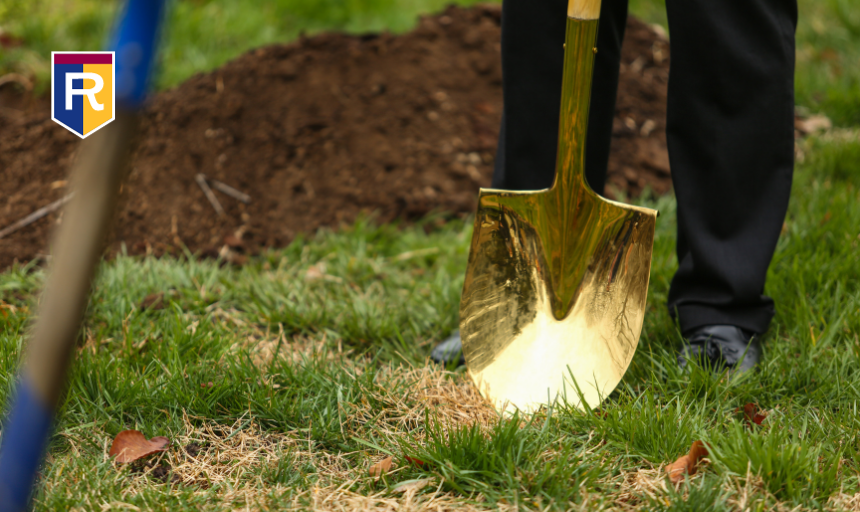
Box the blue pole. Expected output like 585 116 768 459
112 0 167 110
0 1 166 510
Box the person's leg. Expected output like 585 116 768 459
490 0 568 191
664 0 797 337
433 0 629 365
492 0 629 194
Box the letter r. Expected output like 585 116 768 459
65 72 105 111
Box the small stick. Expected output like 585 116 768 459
209 179 251 204
195 174 225 217
0 193 74 240
0 73 34 91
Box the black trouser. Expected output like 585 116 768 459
492 0 797 334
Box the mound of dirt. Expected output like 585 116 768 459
0 6 671 270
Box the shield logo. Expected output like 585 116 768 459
51 52 115 138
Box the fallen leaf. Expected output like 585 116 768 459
0 33 24 49
109 430 170 463
369 456 393 477
743 403 768 426
404 455 427 467
393 478 433 493
665 440 708 483
139 292 165 311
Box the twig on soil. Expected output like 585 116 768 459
0 193 74 240
0 73 33 91
195 174 225 217
209 179 251 204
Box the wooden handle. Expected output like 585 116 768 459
568 0 601 20
23 112 138 406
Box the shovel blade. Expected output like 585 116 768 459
460 185 657 412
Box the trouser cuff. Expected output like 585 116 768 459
670 303 774 335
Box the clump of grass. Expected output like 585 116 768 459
707 420 845 503
645 476 734 512
401 411 606 508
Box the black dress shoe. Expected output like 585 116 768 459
678 325 761 374
430 331 465 367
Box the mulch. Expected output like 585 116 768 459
0 5 671 271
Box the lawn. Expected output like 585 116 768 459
1 0 860 510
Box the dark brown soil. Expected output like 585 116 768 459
0 6 671 271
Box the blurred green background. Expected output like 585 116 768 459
0 0 858 125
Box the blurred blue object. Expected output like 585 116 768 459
112 0 167 108
0 380 52 512
0 1 166 510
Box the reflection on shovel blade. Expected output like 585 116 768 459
459 15 658 413
461 188 656 412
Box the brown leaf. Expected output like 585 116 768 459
0 34 24 49
139 292 165 311
665 440 708 483
369 455 393 477
743 403 768 426
404 455 427 467
109 430 170 463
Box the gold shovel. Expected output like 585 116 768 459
460 0 658 412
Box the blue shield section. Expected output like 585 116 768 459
53 63 84 136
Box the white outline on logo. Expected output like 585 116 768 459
51 51 116 139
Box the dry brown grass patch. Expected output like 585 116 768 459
341 364 499 444
95 410 502 510
274 484 498 512
71 363 498 509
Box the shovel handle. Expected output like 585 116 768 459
568 0 601 20
0 1 166 510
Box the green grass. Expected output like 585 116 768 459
794 0 860 126
2 0 860 509
1 130 859 510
